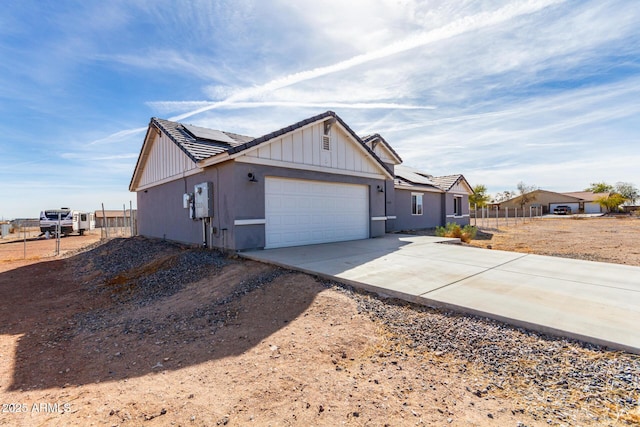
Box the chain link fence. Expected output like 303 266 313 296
471 205 543 230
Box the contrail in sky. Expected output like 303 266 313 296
95 0 563 143
169 0 564 122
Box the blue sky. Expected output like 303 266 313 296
1 0 639 219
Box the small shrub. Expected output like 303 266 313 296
435 223 477 243
461 225 477 242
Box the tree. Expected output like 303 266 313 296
469 184 490 207
516 182 537 209
595 193 626 213
585 182 614 193
493 191 515 203
615 182 639 205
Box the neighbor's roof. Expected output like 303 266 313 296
496 189 608 205
95 209 136 218
561 191 609 202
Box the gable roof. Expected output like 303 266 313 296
221 111 392 176
394 165 471 194
496 189 608 205
131 111 396 191
153 117 253 162
561 191 609 202
431 175 467 192
361 134 403 165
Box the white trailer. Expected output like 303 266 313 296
39 208 95 236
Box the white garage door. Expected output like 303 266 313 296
584 203 602 214
265 177 369 249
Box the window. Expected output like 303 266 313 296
411 193 423 215
454 196 462 216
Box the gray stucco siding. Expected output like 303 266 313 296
383 178 396 233
137 175 209 245
136 162 237 247
232 162 388 250
393 189 442 230
138 160 389 250
442 193 471 226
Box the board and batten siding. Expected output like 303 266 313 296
450 181 470 194
244 123 381 176
138 133 199 188
372 145 396 165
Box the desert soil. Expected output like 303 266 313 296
466 216 640 266
0 220 638 426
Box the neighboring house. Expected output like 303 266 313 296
95 209 137 228
493 189 607 214
129 111 471 250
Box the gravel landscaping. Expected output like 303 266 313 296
1 221 639 426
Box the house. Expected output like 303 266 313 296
493 189 607 214
129 111 471 250
94 209 137 228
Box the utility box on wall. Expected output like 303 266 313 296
194 182 213 218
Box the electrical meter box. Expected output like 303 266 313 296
193 182 213 218
183 193 193 209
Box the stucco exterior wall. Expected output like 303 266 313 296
136 162 236 246
137 160 388 251
232 162 387 250
393 189 442 230
442 193 471 226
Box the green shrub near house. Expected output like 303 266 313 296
435 223 477 243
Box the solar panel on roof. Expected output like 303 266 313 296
394 165 437 186
183 124 236 144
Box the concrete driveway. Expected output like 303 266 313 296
241 234 640 354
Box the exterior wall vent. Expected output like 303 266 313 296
322 134 331 151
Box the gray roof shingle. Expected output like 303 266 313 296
430 174 464 192
151 111 393 176
152 118 253 162
394 165 466 192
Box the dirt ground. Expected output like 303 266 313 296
0 221 638 426
466 216 640 266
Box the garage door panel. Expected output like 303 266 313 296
265 177 369 248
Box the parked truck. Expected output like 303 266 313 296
39 208 95 236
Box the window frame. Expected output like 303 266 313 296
411 192 423 216
453 195 463 216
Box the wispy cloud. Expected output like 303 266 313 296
168 0 564 121
1 0 639 218
147 100 435 114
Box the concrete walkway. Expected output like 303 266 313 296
241 234 640 354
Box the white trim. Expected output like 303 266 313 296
445 214 470 218
133 167 204 191
453 195 463 217
235 156 389 180
411 193 424 216
234 219 267 226
386 216 397 219
371 216 387 221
